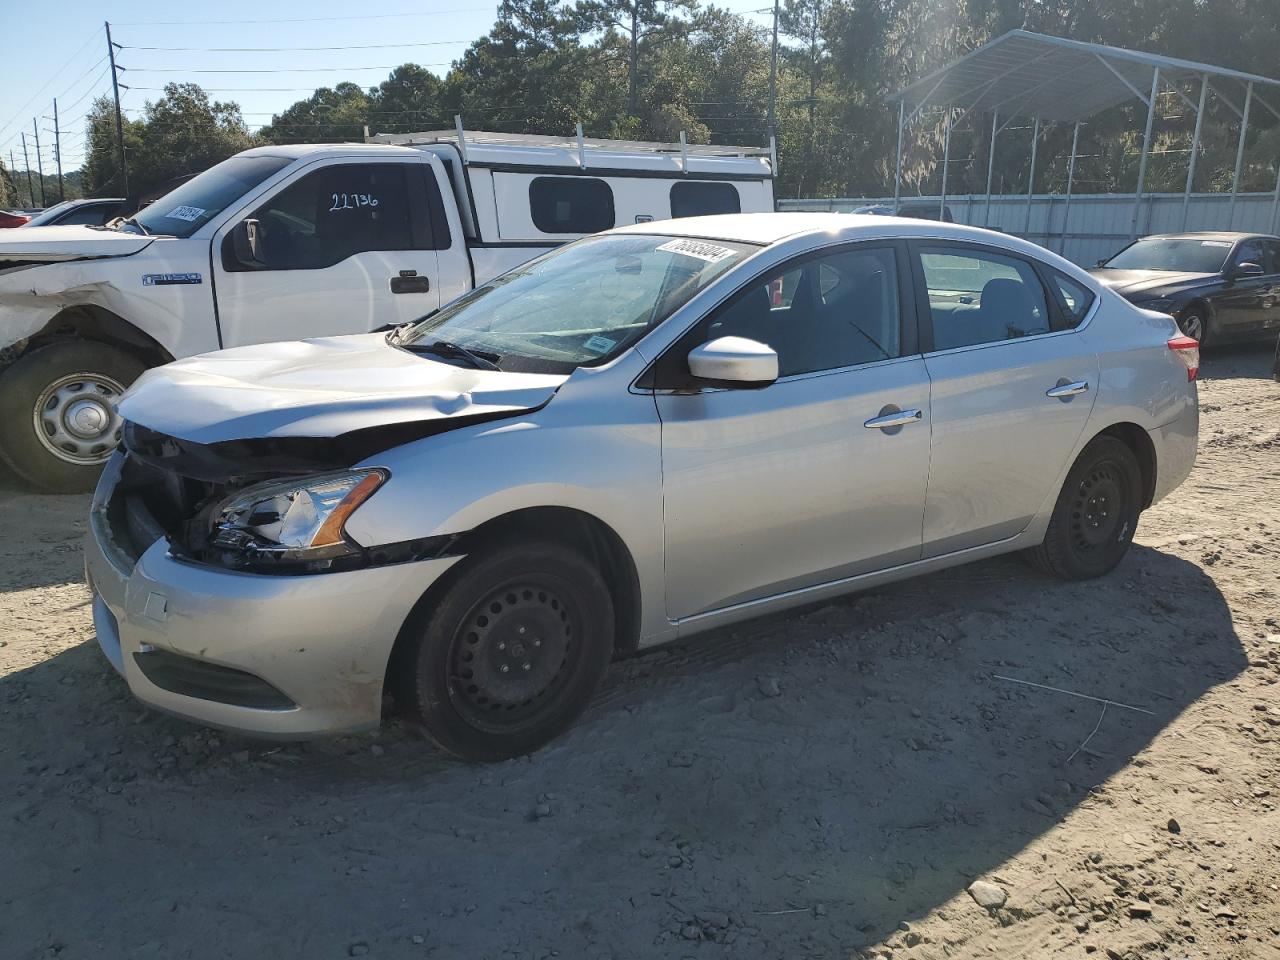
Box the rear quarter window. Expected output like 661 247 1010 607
1051 271 1096 328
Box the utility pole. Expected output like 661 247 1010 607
21 133 34 206
33 118 46 206
52 98 65 202
766 0 780 144
105 21 129 196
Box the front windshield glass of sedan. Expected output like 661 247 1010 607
399 233 756 373
127 155 294 238
1104 238 1233 273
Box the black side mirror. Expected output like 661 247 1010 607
231 218 264 268
1095 258 1108 268
1232 261 1264 279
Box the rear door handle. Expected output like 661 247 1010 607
864 408 924 430
390 272 431 294
1046 379 1090 399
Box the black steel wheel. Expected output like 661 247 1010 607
401 540 614 761
1026 435 1143 580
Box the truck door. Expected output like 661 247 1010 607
211 156 444 347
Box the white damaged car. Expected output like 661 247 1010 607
86 214 1199 760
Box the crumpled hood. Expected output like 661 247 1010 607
120 332 568 444
0 224 154 263
1088 268 1215 299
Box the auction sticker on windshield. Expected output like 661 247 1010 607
656 238 737 263
1202 240 1231 247
166 205 207 223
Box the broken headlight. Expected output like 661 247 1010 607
208 469 386 569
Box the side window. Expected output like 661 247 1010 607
1259 239 1280 274
529 177 614 234
1234 239 1265 270
697 246 903 378
61 204 119 226
918 246 1051 350
669 181 742 218
1049 271 1096 329
248 164 413 271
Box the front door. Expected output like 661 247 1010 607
654 242 931 621
211 157 442 348
912 242 1099 556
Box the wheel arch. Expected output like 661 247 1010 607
382 505 644 706
1095 421 1157 509
16 305 173 368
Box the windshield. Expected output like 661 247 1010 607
398 233 755 373
1104 238 1232 273
127 155 294 238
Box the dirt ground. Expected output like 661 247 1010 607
1 345 1278 960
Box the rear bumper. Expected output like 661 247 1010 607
1150 401 1198 506
86 453 460 738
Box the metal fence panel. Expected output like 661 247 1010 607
777 192 1280 267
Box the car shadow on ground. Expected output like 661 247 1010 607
0 539 1245 958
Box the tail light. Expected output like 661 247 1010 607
1168 334 1199 381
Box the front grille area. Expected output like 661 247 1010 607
133 648 296 710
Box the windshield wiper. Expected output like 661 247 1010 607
404 338 501 370
107 215 151 236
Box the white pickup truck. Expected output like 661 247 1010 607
0 129 774 490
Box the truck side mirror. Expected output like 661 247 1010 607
231 218 265 268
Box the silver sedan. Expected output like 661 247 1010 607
86 214 1200 760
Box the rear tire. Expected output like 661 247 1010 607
0 340 147 493
1026 435 1143 581
401 540 614 761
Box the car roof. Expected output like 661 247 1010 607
1136 231 1278 243
610 212 1058 255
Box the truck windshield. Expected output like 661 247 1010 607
1103 238 1232 274
398 233 756 374
126 155 294 238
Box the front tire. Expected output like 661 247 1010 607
1026 435 1143 580
0 341 147 493
401 541 614 761
1179 305 1210 345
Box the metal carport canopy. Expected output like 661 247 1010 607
890 29 1280 122
887 29 1280 240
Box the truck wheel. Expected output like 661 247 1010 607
0 341 147 493
400 540 614 762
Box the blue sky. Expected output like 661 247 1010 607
0 0 772 178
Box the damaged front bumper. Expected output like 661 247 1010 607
86 452 461 738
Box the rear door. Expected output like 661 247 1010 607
211 156 444 347
654 241 931 620
911 241 1099 557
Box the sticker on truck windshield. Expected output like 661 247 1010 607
143 273 203 286
656 238 736 263
582 334 617 354
165 205 207 222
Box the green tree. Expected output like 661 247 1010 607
259 82 372 143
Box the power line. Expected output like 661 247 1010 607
113 6 496 26
120 40 473 52
122 64 452 74
0 26 103 149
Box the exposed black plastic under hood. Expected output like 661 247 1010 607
122 403 538 485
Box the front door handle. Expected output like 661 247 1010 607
390 271 431 294
863 408 924 430
1046 379 1090 399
